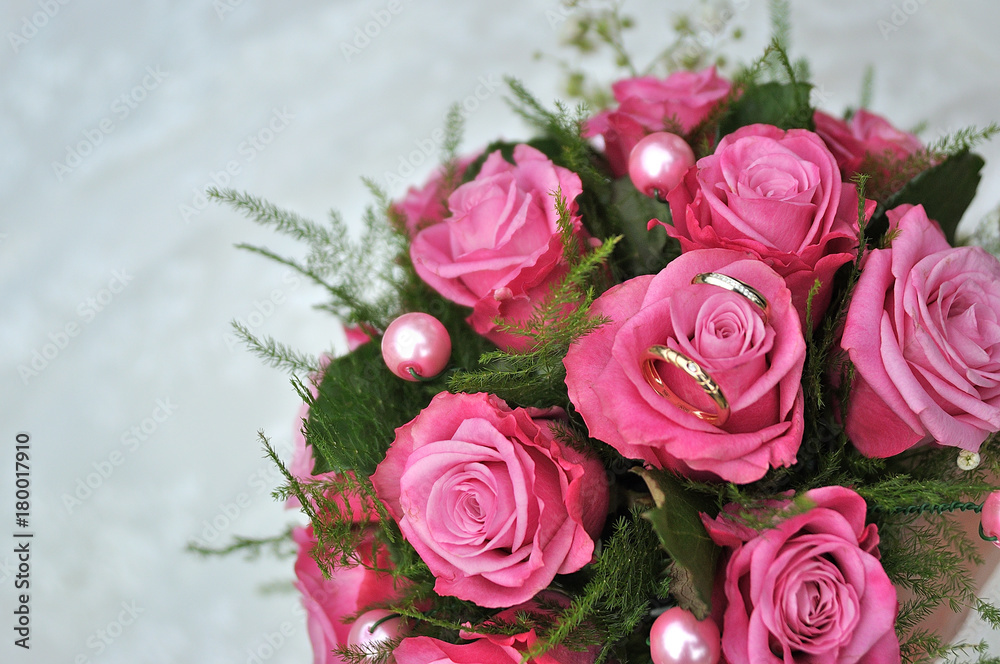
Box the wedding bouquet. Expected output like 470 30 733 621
207 4 1000 664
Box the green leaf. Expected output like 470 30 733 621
718 81 814 136
608 177 674 276
306 341 435 476
632 467 720 619
878 150 984 245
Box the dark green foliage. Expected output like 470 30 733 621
718 80 813 135
874 151 985 245
717 39 814 137
633 468 720 620
304 342 432 476
525 508 671 664
607 178 677 276
861 123 997 213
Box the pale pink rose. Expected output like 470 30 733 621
663 123 874 329
371 391 608 608
391 155 479 235
701 487 900 664
564 249 806 484
814 109 923 180
410 145 588 351
585 67 731 177
293 526 402 664
840 204 1000 457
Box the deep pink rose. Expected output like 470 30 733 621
394 595 597 664
293 526 402 664
814 109 923 181
564 249 806 483
664 123 874 329
840 204 1000 457
585 67 731 177
458 594 598 664
394 636 521 664
371 391 608 607
701 487 900 664
391 155 479 236
410 145 588 351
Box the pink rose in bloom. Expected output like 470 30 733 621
814 109 923 181
410 145 588 351
394 597 597 664
663 123 875 329
393 636 521 664
293 526 402 664
391 155 479 236
458 594 598 664
585 67 731 177
701 487 900 664
371 391 608 608
840 204 1000 457
564 249 806 483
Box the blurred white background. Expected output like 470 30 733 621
1 1 999 662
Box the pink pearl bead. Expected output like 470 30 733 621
649 608 721 664
347 609 405 648
628 132 696 199
381 312 451 381
981 491 1000 547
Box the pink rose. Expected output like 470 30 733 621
410 145 588 351
701 487 900 664
664 123 874 329
840 204 1000 457
371 391 608 607
459 594 598 664
293 526 402 664
394 596 597 664
814 109 923 181
391 155 479 236
563 249 806 484
394 636 521 664
585 67 731 177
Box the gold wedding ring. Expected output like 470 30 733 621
692 272 770 323
640 345 730 426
